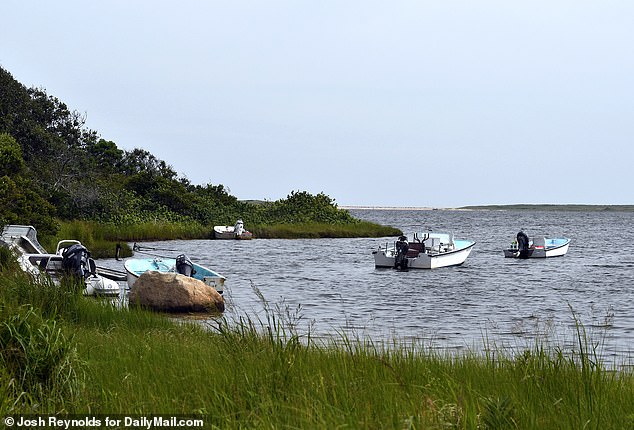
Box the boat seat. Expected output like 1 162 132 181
408 242 425 252
406 242 425 257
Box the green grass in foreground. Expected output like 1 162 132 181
72 318 634 428
2 258 634 428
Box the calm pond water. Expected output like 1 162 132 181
100 209 634 365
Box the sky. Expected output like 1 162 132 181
2 1 633 207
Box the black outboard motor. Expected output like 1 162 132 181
176 254 196 277
394 236 409 270
516 231 531 259
61 243 91 278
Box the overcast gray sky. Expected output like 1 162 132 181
2 1 633 207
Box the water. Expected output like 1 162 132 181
99 209 634 365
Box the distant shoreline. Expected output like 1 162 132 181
342 204 634 212
341 206 468 211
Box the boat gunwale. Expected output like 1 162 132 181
123 258 225 280
380 240 476 258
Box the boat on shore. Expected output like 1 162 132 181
373 231 476 269
124 254 225 294
0 224 121 296
213 219 253 240
504 231 570 258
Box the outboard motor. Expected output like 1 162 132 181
394 236 409 270
176 254 196 277
516 231 531 259
61 243 91 278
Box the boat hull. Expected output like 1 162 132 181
213 227 253 240
124 258 225 294
374 240 476 269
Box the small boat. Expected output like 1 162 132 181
0 225 121 296
213 219 253 240
373 231 476 269
504 231 570 258
124 255 225 294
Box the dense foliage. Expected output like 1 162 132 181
0 66 358 236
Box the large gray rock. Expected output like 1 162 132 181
129 271 224 313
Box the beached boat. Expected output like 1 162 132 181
124 255 225 294
0 225 121 296
504 231 570 258
373 231 476 269
213 219 253 240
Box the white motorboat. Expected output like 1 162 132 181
373 231 476 269
504 231 570 258
124 255 225 294
0 225 121 296
213 219 253 240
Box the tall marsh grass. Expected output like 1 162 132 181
252 221 401 239
40 219 401 258
71 297 634 429
41 220 210 258
0 269 85 414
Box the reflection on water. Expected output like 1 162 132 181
98 209 634 366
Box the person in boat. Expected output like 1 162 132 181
516 230 531 258
394 236 409 270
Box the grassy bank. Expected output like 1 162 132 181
40 219 402 259
40 220 210 258
2 255 634 428
251 221 402 239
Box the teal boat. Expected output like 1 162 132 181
124 255 225 294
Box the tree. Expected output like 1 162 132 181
0 133 25 176
121 148 177 180
264 191 355 224
86 139 124 172
0 134 57 235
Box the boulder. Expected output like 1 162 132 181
128 271 224 313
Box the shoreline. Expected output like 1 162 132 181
342 204 634 212
341 206 466 211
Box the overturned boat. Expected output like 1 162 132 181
124 254 225 294
373 231 476 269
0 225 121 296
504 231 570 258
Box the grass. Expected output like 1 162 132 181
40 220 211 259
2 256 634 427
251 221 402 239
46 309 634 427
39 219 402 258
